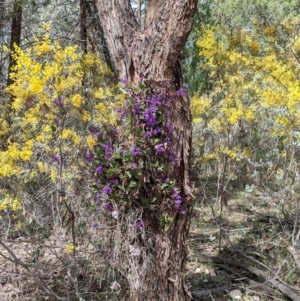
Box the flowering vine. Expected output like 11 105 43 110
87 82 186 231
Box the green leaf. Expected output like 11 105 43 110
129 181 137 188
119 87 127 94
135 127 142 136
138 82 146 90
153 161 159 167
209 235 216 242
160 183 169 189
150 197 157 203
109 167 121 174
164 224 170 232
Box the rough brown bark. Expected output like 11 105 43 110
137 0 141 26
85 0 115 74
7 0 22 88
95 1 198 300
80 0 87 52
0 0 6 83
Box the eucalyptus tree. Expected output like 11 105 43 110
95 1 198 300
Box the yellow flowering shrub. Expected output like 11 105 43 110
0 195 22 212
0 30 123 214
192 18 300 184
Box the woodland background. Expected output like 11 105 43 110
1 0 300 300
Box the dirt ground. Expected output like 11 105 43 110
1 189 300 301
187 190 300 301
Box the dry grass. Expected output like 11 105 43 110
1 180 300 301
187 187 300 301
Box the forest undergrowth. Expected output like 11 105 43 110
188 181 300 301
1 182 300 301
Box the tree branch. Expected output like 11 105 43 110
95 0 197 82
131 0 198 83
95 0 139 77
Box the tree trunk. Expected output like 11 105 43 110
137 0 141 26
80 0 87 52
0 0 6 81
7 0 22 88
85 0 115 74
95 1 197 300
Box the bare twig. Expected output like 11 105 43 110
199 255 300 301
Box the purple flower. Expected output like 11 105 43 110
173 190 180 199
176 88 186 97
116 108 127 119
163 137 171 147
103 202 113 211
174 198 182 209
95 165 103 174
102 141 114 161
144 107 157 127
166 121 174 134
88 125 99 133
133 102 141 118
92 133 99 139
161 92 167 100
132 162 138 170
85 151 94 162
113 127 119 135
110 179 119 185
102 186 112 195
143 131 152 139
136 219 144 231
131 145 142 157
173 187 182 210
155 144 165 154
153 127 161 135
120 77 128 86
152 94 161 105
92 223 99 228
50 155 59 162
54 97 64 107
168 150 177 165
